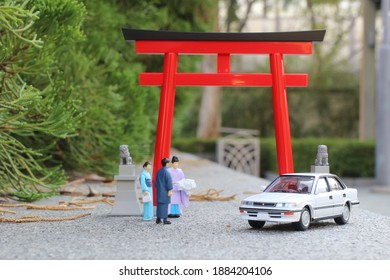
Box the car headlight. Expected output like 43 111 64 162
240 200 254 206
276 202 297 208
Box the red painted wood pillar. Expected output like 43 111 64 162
152 52 178 205
218 53 230 73
269 53 294 174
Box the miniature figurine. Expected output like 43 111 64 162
119 144 132 165
155 158 173 225
314 144 329 166
139 161 153 221
167 156 189 218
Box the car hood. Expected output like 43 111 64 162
244 192 310 203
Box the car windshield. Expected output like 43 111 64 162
266 176 314 194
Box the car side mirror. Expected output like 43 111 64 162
260 185 266 192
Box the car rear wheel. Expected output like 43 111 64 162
293 208 311 231
334 204 350 225
248 220 265 229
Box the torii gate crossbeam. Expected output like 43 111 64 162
122 28 325 205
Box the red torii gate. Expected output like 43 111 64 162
122 28 325 204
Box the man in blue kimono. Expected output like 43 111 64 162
155 158 173 224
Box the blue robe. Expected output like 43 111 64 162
139 169 153 220
155 166 173 219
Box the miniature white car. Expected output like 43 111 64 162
239 173 360 231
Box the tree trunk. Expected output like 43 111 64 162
196 55 221 138
196 0 256 139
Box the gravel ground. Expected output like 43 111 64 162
1 151 390 260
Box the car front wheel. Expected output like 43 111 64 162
334 204 350 225
293 208 311 231
248 220 265 229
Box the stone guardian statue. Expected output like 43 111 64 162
314 145 329 166
311 144 330 173
119 144 132 165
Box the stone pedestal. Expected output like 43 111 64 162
109 164 142 216
310 165 330 173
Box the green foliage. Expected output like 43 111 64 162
53 0 159 176
149 0 215 140
177 0 361 139
329 141 375 177
262 138 375 177
259 138 277 175
55 0 214 176
172 137 375 178
2 0 365 203
221 87 275 137
0 0 83 201
218 57 360 139
1 0 215 201
291 139 375 177
172 137 217 154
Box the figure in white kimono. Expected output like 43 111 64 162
167 156 189 218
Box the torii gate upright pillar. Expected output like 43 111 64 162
270 53 294 174
153 53 178 177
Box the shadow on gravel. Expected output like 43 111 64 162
243 221 338 232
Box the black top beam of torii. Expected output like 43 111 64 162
122 28 326 42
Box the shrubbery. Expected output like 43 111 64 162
0 0 213 201
172 138 375 177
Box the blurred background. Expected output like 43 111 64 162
1 0 389 202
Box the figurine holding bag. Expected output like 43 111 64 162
142 192 152 203
139 161 154 220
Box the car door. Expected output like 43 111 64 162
326 176 345 216
312 177 333 219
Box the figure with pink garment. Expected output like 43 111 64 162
167 156 189 218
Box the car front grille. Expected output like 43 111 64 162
247 210 282 218
253 202 276 207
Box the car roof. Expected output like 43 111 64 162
280 173 337 178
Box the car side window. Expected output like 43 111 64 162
316 178 329 194
327 177 344 191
